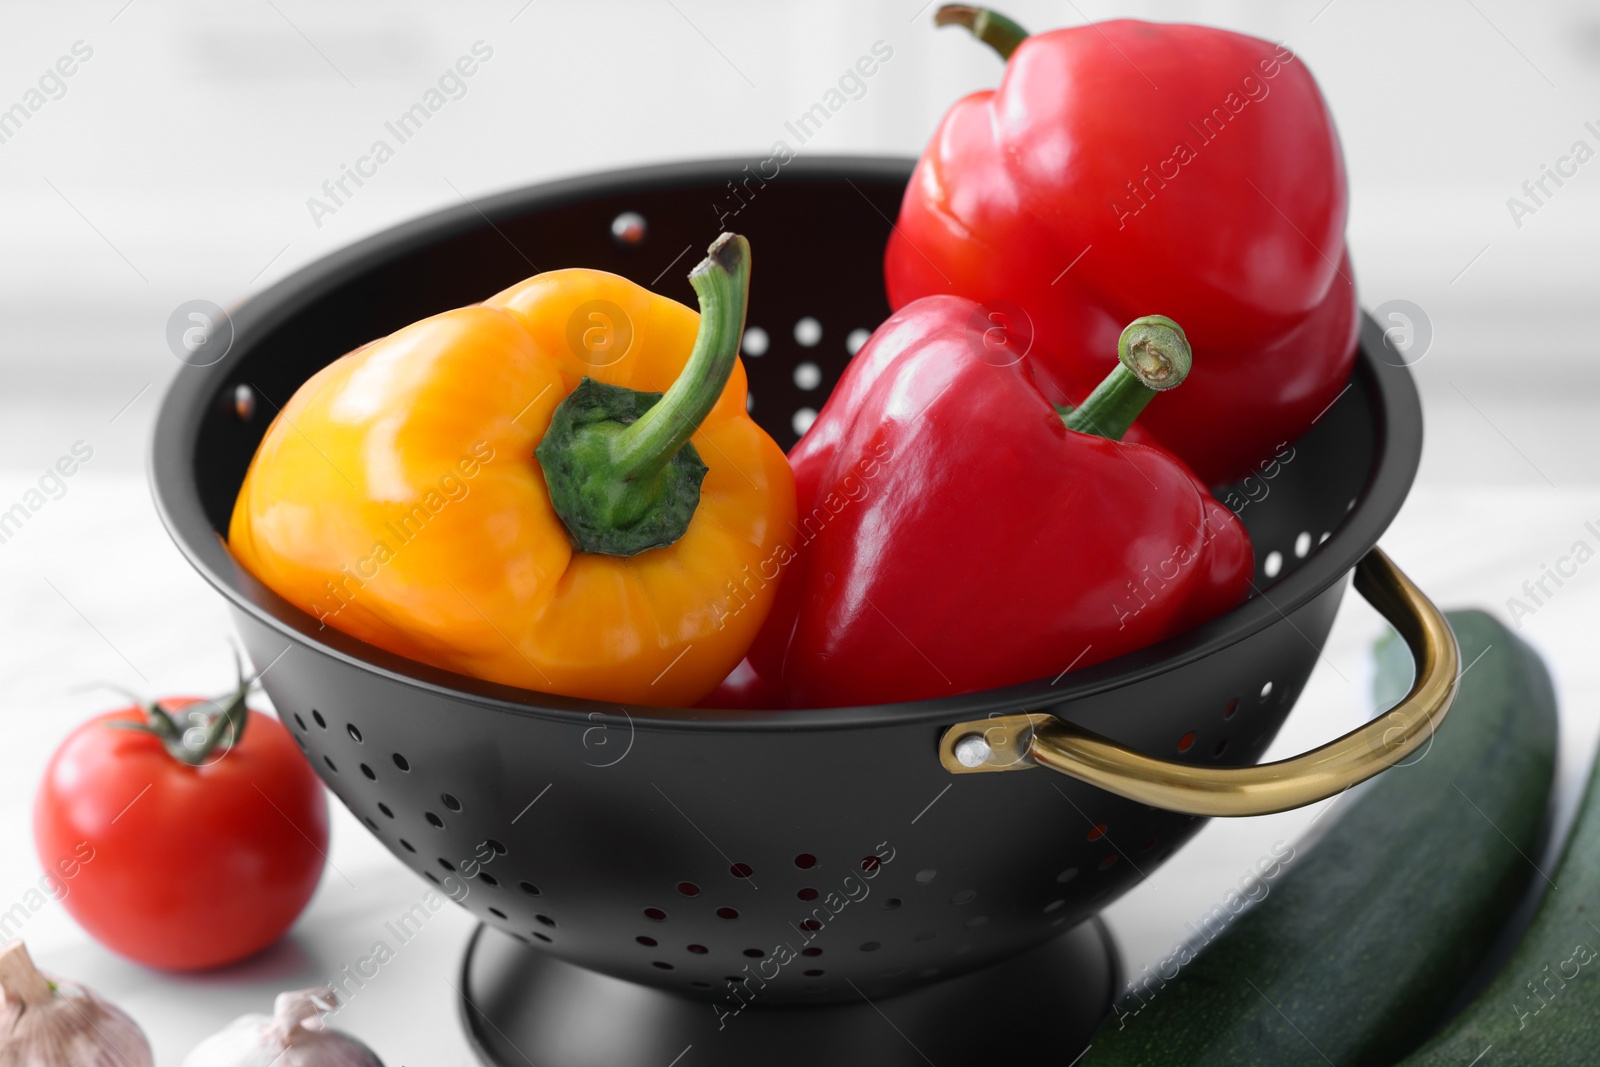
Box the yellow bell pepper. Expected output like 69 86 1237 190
228 234 795 706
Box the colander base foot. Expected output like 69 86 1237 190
459 918 1119 1067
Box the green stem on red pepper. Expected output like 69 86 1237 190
934 5 1029 60
536 232 751 557
1061 315 1192 442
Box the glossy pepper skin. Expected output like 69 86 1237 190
886 10 1357 486
230 238 795 707
746 296 1253 709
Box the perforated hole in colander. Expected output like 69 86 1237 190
793 317 822 346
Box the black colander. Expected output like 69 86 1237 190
150 158 1446 1066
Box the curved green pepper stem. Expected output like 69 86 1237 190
1062 315 1191 442
536 233 751 557
935 5 1029 60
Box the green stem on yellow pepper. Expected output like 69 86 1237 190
612 234 749 482
536 233 751 557
1061 315 1191 442
935 5 1029 60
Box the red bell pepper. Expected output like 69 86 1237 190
744 297 1253 709
885 6 1357 486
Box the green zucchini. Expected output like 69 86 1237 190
1399 720 1600 1062
1080 610 1558 1066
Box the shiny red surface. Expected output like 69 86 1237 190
886 21 1358 485
747 296 1254 708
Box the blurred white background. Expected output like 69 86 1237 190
1 1 1597 1063
1 0 1597 482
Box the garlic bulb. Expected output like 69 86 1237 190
182 987 383 1067
0 942 154 1067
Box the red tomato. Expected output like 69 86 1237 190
34 700 328 971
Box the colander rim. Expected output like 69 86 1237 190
148 155 1421 733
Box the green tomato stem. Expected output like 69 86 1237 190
104 651 254 767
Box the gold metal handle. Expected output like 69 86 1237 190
937 548 1459 817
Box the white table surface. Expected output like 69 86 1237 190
2 397 1597 1065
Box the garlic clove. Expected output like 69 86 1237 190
182 987 383 1067
0 941 154 1067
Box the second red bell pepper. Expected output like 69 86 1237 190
745 297 1253 709
886 6 1357 486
